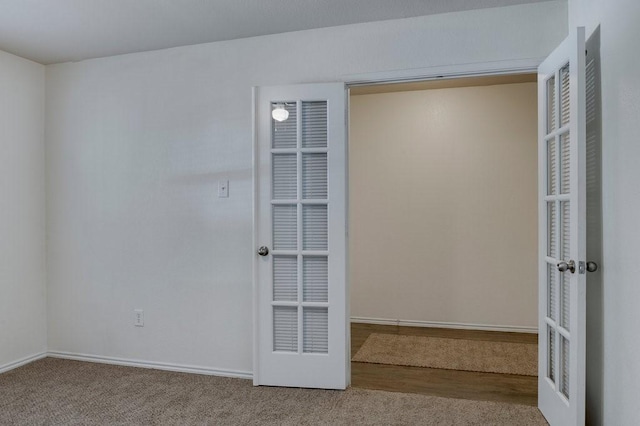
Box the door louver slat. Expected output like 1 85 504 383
561 336 570 399
560 133 571 194
303 257 328 302
302 153 328 199
273 256 298 301
548 264 556 321
273 154 297 199
303 205 328 250
548 139 557 195
547 76 556 133
302 102 327 148
273 306 298 352
548 202 557 258
560 65 571 127
561 201 571 330
272 103 297 149
273 205 297 250
303 308 328 353
548 325 556 382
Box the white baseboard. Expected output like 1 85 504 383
0 351 48 374
351 316 538 334
47 351 253 380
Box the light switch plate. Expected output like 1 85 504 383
218 179 229 198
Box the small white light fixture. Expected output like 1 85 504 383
272 103 289 122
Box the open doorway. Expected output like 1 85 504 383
348 74 539 405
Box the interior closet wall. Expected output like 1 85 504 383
350 82 538 330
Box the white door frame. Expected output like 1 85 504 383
252 57 542 385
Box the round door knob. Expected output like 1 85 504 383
586 261 598 272
557 260 576 273
257 246 269 256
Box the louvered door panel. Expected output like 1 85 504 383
560 134 571 194
548 264 557 321
302 153 328 199
303 205 328 250
303 308 329 353
543 60 573 401
273 256 298 301
548 202 557 258
303 257 328 302
273 205 297 250
272 103 297 149
273 154 297 199
537 27 587 426
548 325 556 383
560 65 571 127
547 76 556 133
257 85 344 389
273 306 298 352
302 102 327 148
561 201 571 331
561 337 570 398
547 138 557 195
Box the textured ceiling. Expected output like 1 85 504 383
0 0 551 65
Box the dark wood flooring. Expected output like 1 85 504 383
350 323 538 406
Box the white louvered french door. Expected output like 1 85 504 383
254 83 347 389
538 27 587 426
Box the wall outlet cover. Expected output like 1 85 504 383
134 309 144 327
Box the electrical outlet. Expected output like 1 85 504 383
218 179 229 198
134 309 144 327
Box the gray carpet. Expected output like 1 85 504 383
352 333 538 376
0 358 547 425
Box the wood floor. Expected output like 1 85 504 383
350 323 538 406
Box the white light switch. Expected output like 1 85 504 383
218 179 229 198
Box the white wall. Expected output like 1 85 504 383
349 82 538 330
45 2 567 374
0 50 46 370
568 1 640 425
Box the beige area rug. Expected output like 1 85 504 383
0 358 547 425
352 333 537 376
